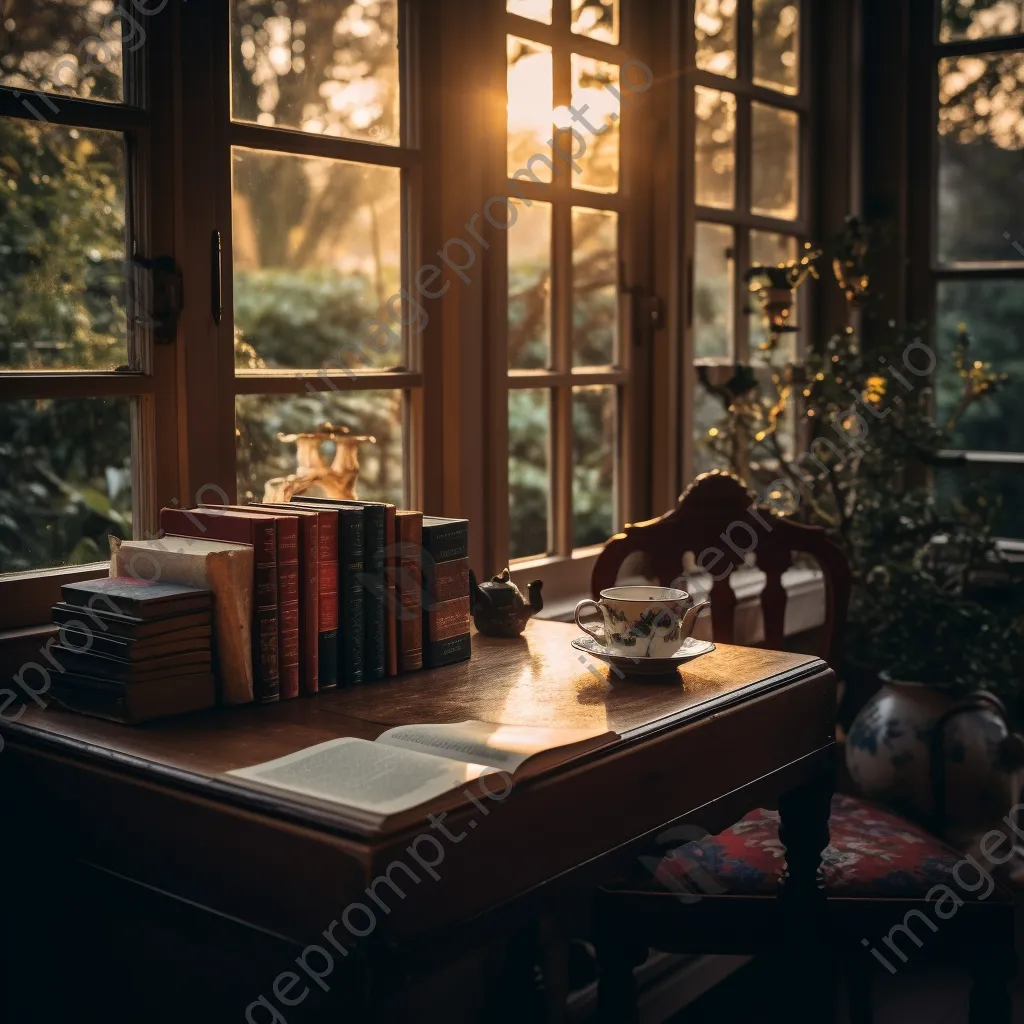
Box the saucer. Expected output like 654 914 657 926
571 635 716 677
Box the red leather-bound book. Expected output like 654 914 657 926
220 504 311 700
246 504 321 696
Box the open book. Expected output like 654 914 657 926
228 720 616 819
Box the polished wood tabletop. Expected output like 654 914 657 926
1 620 836 944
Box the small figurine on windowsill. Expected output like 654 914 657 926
470 568 544 638
262 423 376 503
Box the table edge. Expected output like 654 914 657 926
0 656 830 843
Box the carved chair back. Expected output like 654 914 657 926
591 472 852 669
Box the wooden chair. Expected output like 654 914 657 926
590 472 1015 1024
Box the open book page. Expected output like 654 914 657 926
227 737 496 816
377 720 617 773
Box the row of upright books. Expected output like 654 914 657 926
53 498 471 713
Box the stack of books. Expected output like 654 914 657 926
155 499 473 701
49 578 217 723
47 502 474 722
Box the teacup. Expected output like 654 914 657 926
574 586 710 659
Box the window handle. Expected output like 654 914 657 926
621 283 664 346
211 230 224 326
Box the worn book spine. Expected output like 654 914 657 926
395 511 423 672
157 508 280 702
357 505 386 681
315 512 340 690
238 505 317 698
251 522 281 704
271 518 300 699
337 507 365 686
424 557 470 605
421 518 471 669
382 505 398 677
294 515 320 695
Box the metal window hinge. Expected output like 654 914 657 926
131 253 183 344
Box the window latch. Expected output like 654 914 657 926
622 283 665 344
131 253 183 345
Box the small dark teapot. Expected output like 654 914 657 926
470 568 543 638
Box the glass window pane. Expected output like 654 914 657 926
232 148 403 372
695 86 736 209
508 0 553 23
938 53 1024 263
509 388 550 560
753 0 800 96
694 222 734 362
936 280 1024 453
0 120 127 371
695 0 737 78
572 208 618 367
572 0 619 44
231 0 400 145
570 54 620 193
754 364 796 462
507 36 553 184
0 397 132 573
749 231 799 358
940 1 1023 42
693 379 731 475
935 464 1024 540
0 0 124 102
751 102 799 219
509 199 552 370
236 390 404 506
573 385 615 548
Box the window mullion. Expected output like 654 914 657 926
552 385 574 557
737 0 754 82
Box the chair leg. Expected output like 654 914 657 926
845 958 874 1024
594 926 646 1024
539 914 569 1024
968 938 1015 1024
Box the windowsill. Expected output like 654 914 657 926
0 562 109 632
533 566 827 645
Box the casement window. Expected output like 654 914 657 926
499 0 646 591
0 0 842 633
0 0 428 629
224 0 420 513
681 0 812 484
911 1 1024 540
0 1 178 627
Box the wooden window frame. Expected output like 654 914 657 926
0 8 179 629
681 0 816 486
903 3 1024 512
183 0 430 514
497 0 647 601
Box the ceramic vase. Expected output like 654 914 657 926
846 675 1024 854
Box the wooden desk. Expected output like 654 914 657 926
0 621 835 1020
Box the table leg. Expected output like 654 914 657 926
777 763 834 1022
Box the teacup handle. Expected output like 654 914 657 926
575 599 611 647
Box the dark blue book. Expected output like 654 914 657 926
339 501 388 681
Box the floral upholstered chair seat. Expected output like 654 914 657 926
655 793 965 897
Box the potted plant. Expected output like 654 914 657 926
697 221 1024 851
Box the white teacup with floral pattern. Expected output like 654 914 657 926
574 586 710 659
